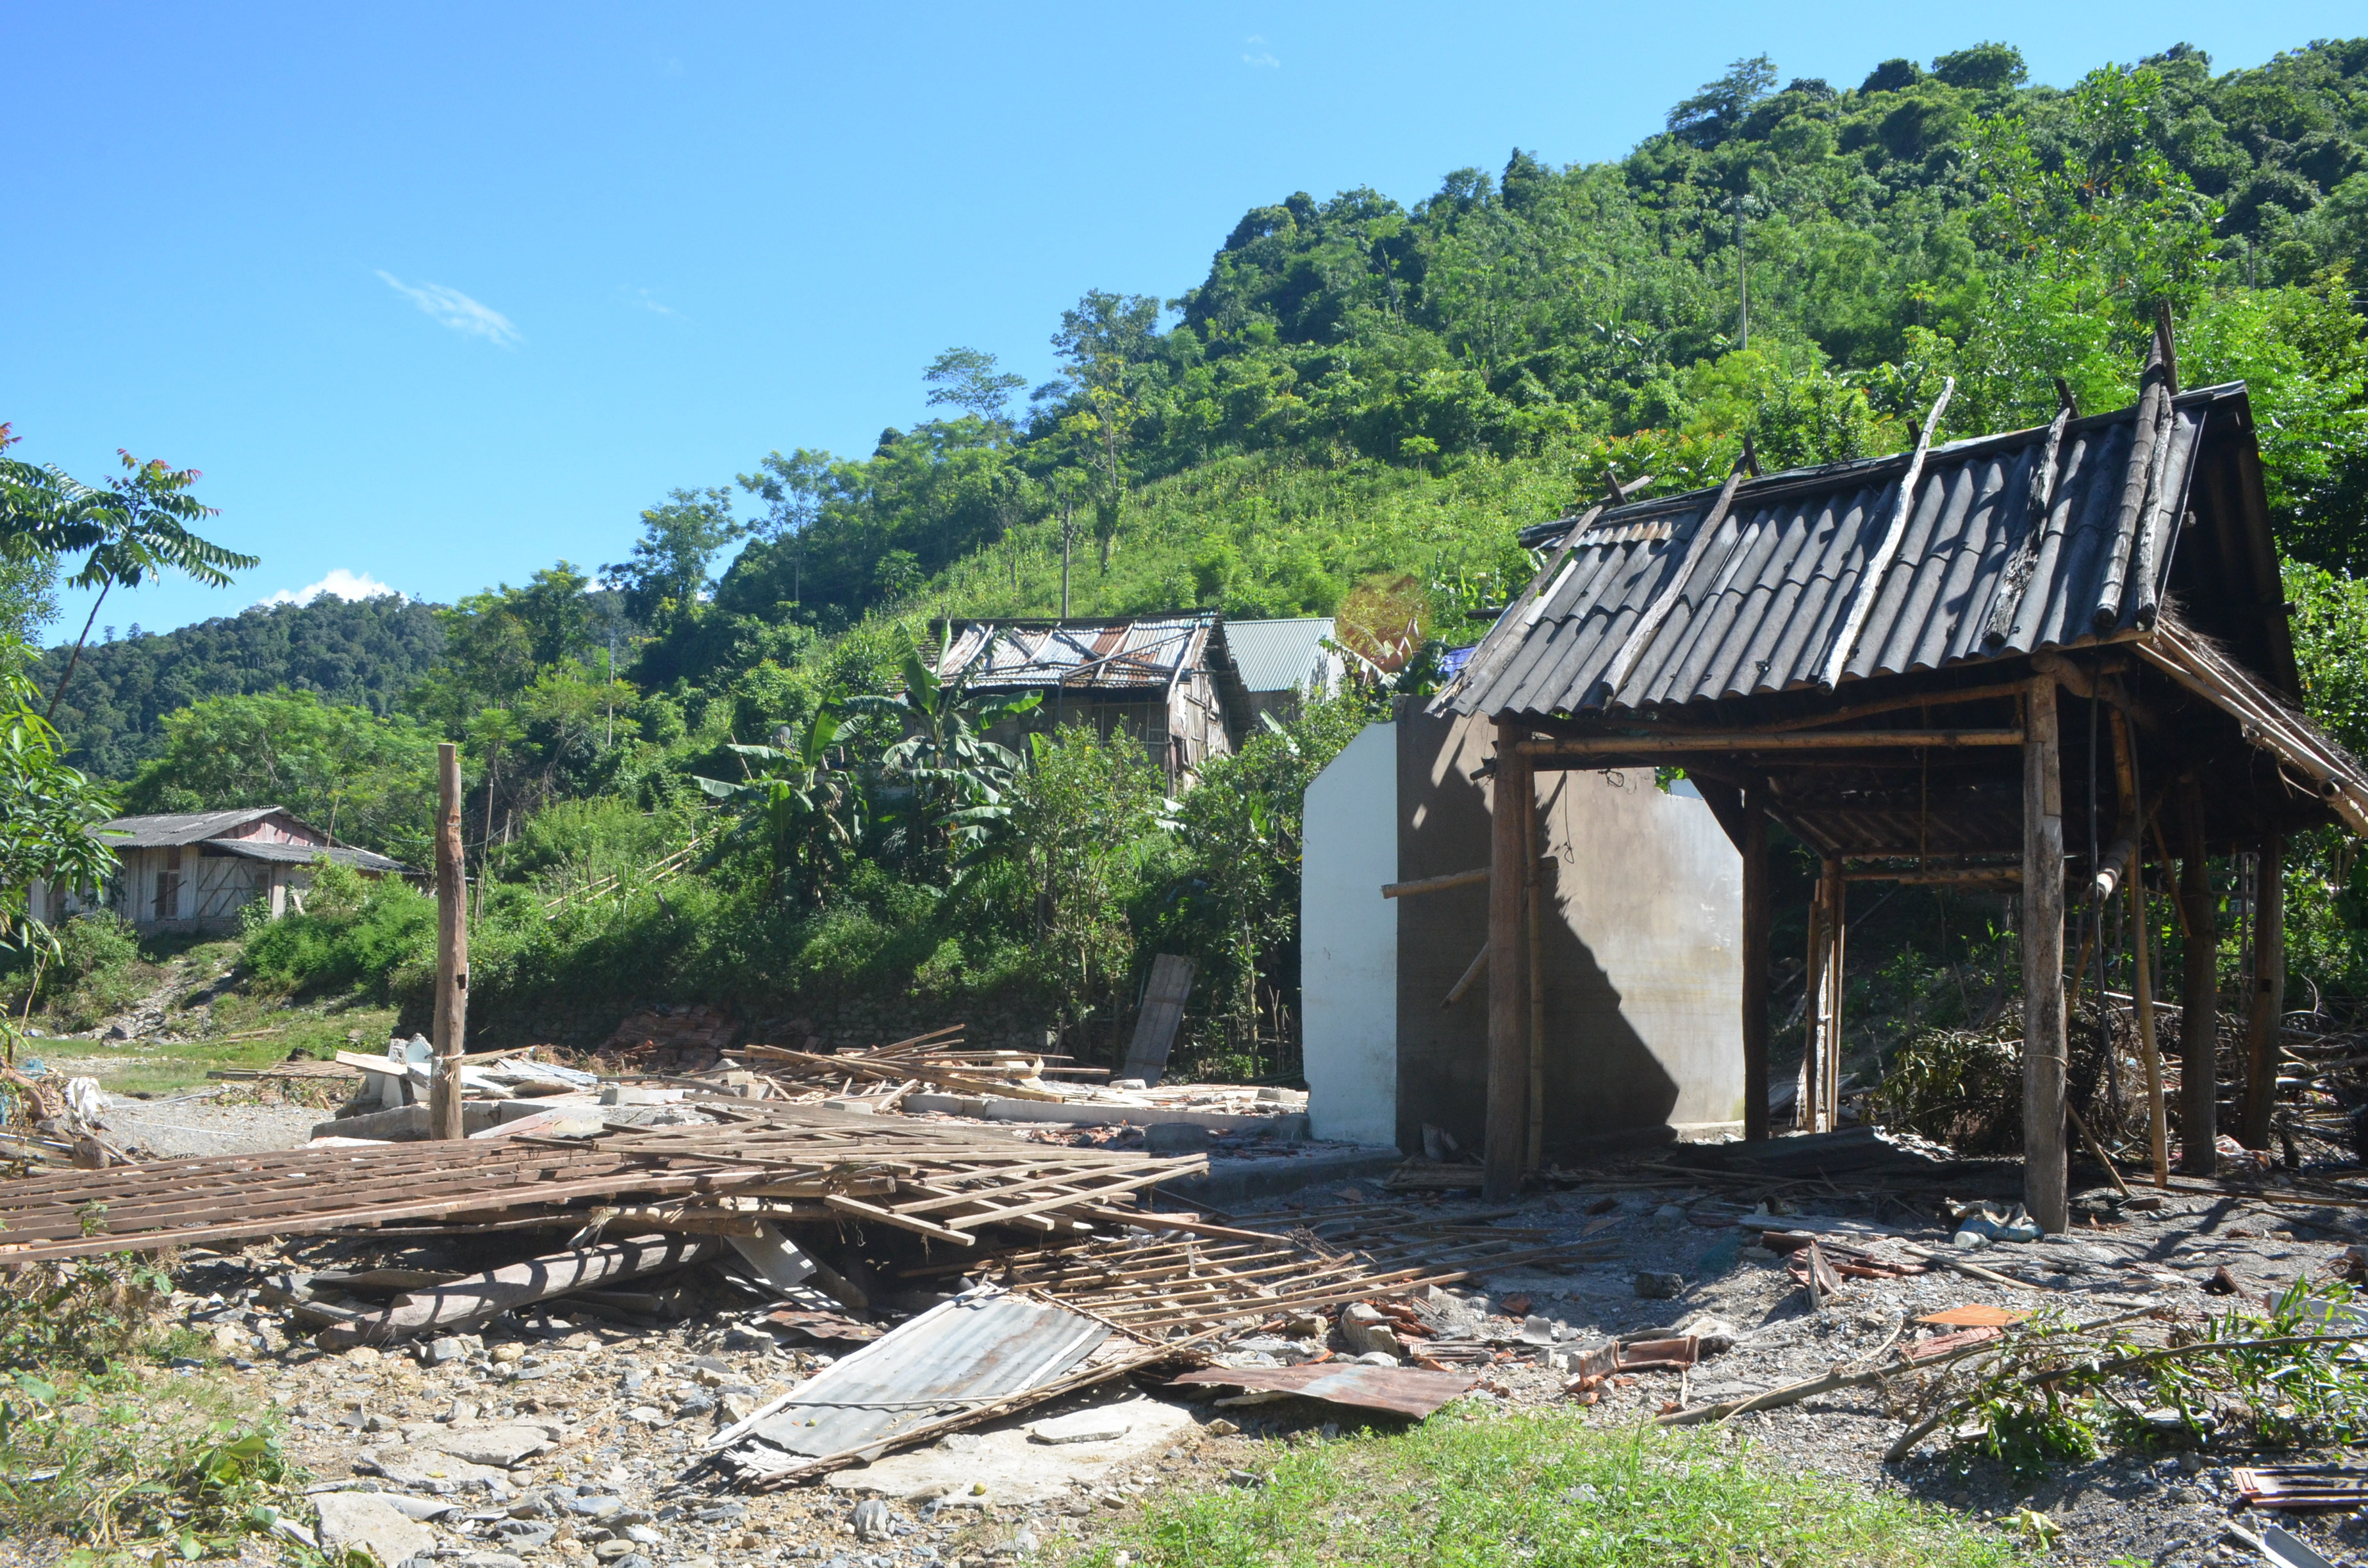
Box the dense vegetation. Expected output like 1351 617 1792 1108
37 594 444 778
12 37 2368 1066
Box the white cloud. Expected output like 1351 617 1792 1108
621 286 678 317
258 568 399 608
1244 35 1278 67
376 270 522 346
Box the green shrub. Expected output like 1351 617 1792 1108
1 913 148 1031
239 862 436 1000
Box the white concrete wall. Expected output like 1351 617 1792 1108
1300 720 1398 1145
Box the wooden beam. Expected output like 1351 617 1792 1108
2023 678 2069 1233
431 741 468 1143
1383 867 1489 899
1523 777 1547 1174
2178 780 2219 1175
2113 708 2169 1190
1741 787 1770 1142
1518 730 2022 758
1443 942 1489 1008
1759 678 2033 735
1483 719 1531 1202
2242 833 2286 1151
1841 866 2021 886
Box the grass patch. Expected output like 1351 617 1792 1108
50 1004 395 1098
0 1258 308 1558
1073 1410 2027 1568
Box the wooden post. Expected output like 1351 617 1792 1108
1483 719 1532 1202
2241 832 2286 1150
2130 854 2168 1188
2177 781 2218 1175
1798 876 1825 1131
1741 786 1771 1141
1820 860 1846 1132
1522 778 1547 1173
431 740 469 1141
2023 678 2069 1233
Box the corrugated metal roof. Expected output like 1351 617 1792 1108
204 838 411 874
1442 384 2236 721
1222 617 1340 698
99 808 292 847
715 1287 1109 1464
937 616 1216 692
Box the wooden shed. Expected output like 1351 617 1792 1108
933 614 1251 787
1433 329 2368 1224
37 807 412 935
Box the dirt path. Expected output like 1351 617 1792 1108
94 1084 322 1159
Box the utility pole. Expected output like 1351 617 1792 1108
1731 193 1752 352
1059 496 1075 619
430 741 469 1141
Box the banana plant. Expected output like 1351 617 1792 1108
841 633 1039 881
695 708 857 904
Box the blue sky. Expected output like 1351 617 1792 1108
6 1 2360 639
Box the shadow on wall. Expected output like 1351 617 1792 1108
1393 705 1741 1162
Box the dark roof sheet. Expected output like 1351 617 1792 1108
1442 385 2237 721
936 616 1216 692
203 838 411 874
99 808 292 847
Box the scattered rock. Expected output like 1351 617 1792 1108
313 1492 437 1565
419 1337 468 1367
853 1498 892 1540
420 1424 554 1467
1632 1271 1686 1299
345 1346 382 1367
1338 1302 1403 1357
355 1443 511 1489
1029 1408 1132 1445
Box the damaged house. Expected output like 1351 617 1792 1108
1319 330 2368 1224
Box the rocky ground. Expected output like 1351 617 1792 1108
77 1152 2368 1568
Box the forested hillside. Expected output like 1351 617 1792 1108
40 594 443 778
15 37 2368 1069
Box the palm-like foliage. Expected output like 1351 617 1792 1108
695 710 859 904
0 648 119 1055
0 425 258 717
841 636 1039 882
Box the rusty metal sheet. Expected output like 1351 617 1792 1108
1171 1363 1477 1418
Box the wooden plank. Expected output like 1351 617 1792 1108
821 1191 976 1246
1484 719 1531 1203
2024 677 2069 1232
1381 867 1488 899
2178 780 2219 1175
1520 728 2022 758
1741 787 1770 1142
1122 954 1194 1086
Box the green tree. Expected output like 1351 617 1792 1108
695 708 855 904
841 635 1039 881
603 487 744 625
925 348 1027 429
125 690 441 863
0 641 121 1041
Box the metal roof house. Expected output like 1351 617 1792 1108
35 807 411 935
1222 617 1345 723
1427 329 2368 1225
933 614 1252 785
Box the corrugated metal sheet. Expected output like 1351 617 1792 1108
203 838 409 874
99 808 288 847
1171 1364 1477 1417
1442 385 2234 721
1222 617 1340 697
716 1288 1109 1464
937 616 1215 692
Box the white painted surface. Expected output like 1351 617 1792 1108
1299 720 1398 1146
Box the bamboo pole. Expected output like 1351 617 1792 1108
2132 860 2168 1188
431 741 468 1142
2178 780 2217 1175
2242 833 2286 1151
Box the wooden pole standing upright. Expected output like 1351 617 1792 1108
2177 781 2219 1175
2241 832 2286 1150
2022 678 2069 1233
2130 850 2169 1187
1483 719 1532 1202
1740 786 1771 1141
1522 780 1547 1173
430 740 469 1141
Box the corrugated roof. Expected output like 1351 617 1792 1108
99 808 292 847
203 838 411 874
715 1287 1108 1465
1223 617 1341 697
937 616 1217 692
1442 384 2236 721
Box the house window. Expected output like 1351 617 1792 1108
155 847 182 922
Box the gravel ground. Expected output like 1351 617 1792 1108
95 1084 325 1159
63 1150 2368 1568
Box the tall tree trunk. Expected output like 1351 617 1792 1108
44 578 112 722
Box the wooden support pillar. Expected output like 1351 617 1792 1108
2177 781 2218 1175
1483 719 1532 1202
2241 832 2286 1151
1798 860 1845 1132
430 740 470 1142
1522 776 1547 1173
2022 678 2069 1234
1741 786 1771 1141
